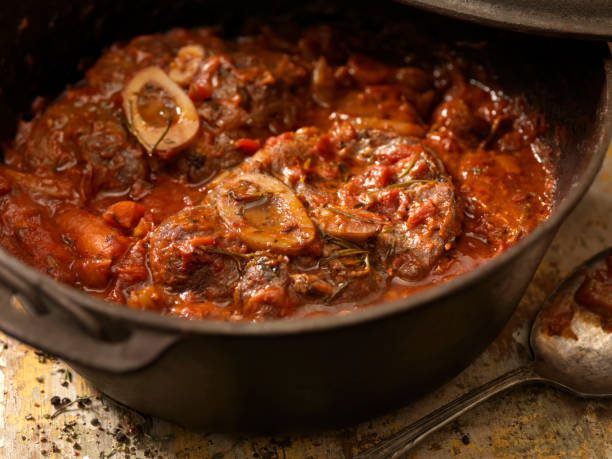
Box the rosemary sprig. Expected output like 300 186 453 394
367 254 376 289
126 98 173 154
149 115 173 153
197 246 271 260
396 157 418 180
320 248 369 264
321 232 362 251
326 205 382 224
230 189 278 201
126 99 152 151
383 179 435 190
320 231 374 280
198 246 250 259
385 239 397 267
326 280 351 303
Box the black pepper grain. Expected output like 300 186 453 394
61 397 71 405
462 434 470 445
50 396 61 406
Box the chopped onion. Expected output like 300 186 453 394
169 45 205 86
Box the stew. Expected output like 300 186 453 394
0 21 555 321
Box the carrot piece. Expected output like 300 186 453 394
74 257 112 289
103 201 146 230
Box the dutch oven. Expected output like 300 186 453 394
0 0 610 430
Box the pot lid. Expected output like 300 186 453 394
396 0 612 40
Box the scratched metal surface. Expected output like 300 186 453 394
0 142 611 458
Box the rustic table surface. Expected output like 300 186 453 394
1 142 611 459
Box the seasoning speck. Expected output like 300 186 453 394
50 396 61 406
462 434 470 445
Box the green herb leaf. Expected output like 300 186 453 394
320 248 369 264
397 157 418 180
326 205 381 224
149 115 173 153
326 280 351 303
321 232 362 250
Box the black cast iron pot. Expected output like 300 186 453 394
0 0 609 431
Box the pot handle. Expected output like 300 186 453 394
0 274 178 374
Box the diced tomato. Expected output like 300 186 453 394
235 138 261 155
264 132 293 147
189 80 213 101
362 164 391 189
408 201 437 227
188 236 215 249
315 134 334 158
375 142 419 164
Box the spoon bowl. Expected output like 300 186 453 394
532 246 612 397
357 246 612 458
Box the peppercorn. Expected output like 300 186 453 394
50 396 61 406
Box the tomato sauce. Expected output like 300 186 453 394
0 22 555 321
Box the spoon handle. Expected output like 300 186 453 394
355 364 541 459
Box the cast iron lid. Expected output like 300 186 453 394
397 0 612 40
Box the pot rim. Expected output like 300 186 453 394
5 43 612 338
395 0 612 41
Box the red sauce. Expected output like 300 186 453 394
0 23 555 321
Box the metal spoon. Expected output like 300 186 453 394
356 247 612 459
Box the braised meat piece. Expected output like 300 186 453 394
233 123 461 279
11 89 147 197
148 206 244 300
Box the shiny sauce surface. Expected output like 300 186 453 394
0 23 555 321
